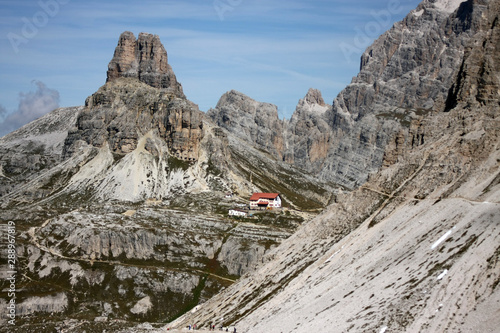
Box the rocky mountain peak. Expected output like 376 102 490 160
295 88 330 115
60 31 205 193
1 1 499 331
303 88 326 106
106 31 184 97
207 90 285 159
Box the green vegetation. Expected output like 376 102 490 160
168 155 192 171
250 210 303 229
376 108 433 128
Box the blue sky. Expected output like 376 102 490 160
0 0 421 136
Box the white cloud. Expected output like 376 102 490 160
0 80 59 137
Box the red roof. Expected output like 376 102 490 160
249 193 280 201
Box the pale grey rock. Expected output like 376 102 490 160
14 203 296 323
5 2 498 330
316 0 483 187
217 223 288 276
64 78 202 161
206 0 489 190
284 88 333 171
207 90 285 160
0 30 332 332
130 296 152 315
16 293 68 316
168 2 500 331
170 89 500 333
0 106 81 197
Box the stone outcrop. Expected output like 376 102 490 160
9 201 292 324
64 78 202 161
207 90 285 160
0 29 332 331
3 0 498 331
445 0 500 110
65 32 200 163
302 87 326 106
0 106 81 198
284 89 332 171
36 208 288 277
207 88 333 171
106 31 184 97
208 0 489 189
315 0 482 187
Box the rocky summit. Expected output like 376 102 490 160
1 0 499 332
208 0 497 190
107 31 184 97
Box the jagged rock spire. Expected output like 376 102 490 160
106 31 184 97
303 88 326 106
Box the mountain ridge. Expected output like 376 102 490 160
0 0 499 331
165 0 500 331
0 30 334 331
206 0 485 190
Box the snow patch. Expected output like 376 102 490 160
437 269 449 280
431 226 456 250
380 326 388 333
325 246 344 263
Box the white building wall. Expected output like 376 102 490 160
229 210 247 217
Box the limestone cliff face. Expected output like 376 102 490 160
106 31 184 97
46 32 206 202
334 0 473 119
446 0 500 110
207 0 490 190
207 90 285 159
64 78 202 161
318 0 482 187
65 32 201 162
207 88 333 171
284 88 332 171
